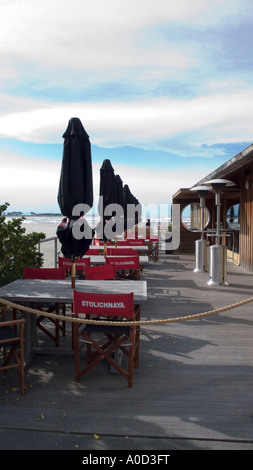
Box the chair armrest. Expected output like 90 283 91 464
0 319 26 328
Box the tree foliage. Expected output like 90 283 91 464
0 202 46 286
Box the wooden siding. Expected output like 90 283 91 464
240 171 253 271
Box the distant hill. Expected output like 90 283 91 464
29 212 62 216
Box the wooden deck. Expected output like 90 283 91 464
1 252 253 450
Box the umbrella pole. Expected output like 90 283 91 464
104 242 107 259
115 235 117 247
71 260 76 288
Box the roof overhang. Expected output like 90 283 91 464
172 143 253 203
194 143 253 186
172 187 215 201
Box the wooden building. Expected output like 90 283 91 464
172 143 253 272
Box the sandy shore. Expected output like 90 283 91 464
22 223 60 268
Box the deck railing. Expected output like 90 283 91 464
38 236 58 268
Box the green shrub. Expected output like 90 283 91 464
0 202 46 286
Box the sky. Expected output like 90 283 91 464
1 0 253 217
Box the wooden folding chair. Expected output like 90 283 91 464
0 306 25 395
85 264 116 280
72 291 141 387
106 256 140 280
23 267 66 347
146 237 159 262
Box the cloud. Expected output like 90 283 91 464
0 152 60 211
1 0 252 149
0 0 250 88
0 90 253 153
0 149 217 214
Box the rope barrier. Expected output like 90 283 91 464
1 295 253 327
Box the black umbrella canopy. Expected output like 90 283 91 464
57 117 93 217
96 159 117 241
97 159 116 215
123 184 142 231
133 195 142 225
111 174 125 237
115 174 124 208
57 117 94 259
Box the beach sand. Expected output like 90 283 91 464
22 222 60 268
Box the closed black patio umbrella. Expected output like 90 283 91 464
57 117 94 286
114 174 124 239
96 159 117 243
115 174 124 209
123 184 141 233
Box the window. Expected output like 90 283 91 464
181 203 210 231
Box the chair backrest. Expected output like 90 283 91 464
85 264 116 280
85 248 100 255
58 256 90 271
105 256 139 270
24 267 66 280
94 239 112 246
107 248 138 256
127 239 145 246
75 258 91 269
118 239 145 246
73 290 135 318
